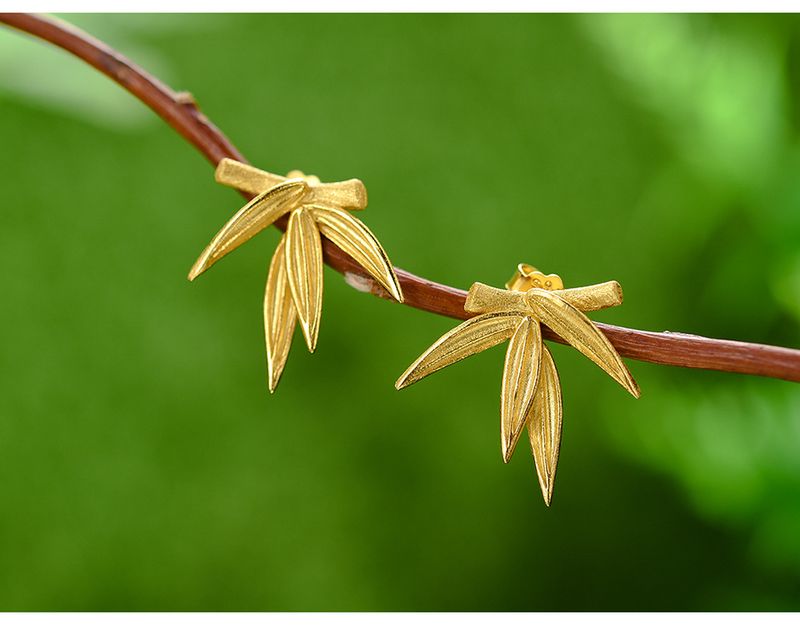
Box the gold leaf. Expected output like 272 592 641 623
264 236 296 393
501 317 542 463
310 205 403 303
215 158 287 196
395 312 524 390
527 345 562 506
526 289 640 398
307 179 367 210
557 282 623 314
215 159 367 209
285 207 324 352
464 281 623 316
188 179 308 280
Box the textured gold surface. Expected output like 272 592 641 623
188 179 308 281
216 158 367 210
526 288 639 398
528 346 562 506
310 205 403 302
396 265 639 504
395 312 523 389
191 159 403 391
215 159 285 195
464 281 623 315
264 236 296 393
501 317 542 463
286 207 324 352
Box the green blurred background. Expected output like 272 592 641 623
1 13 799 611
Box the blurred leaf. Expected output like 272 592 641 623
605 379 800 568
581 14 787 190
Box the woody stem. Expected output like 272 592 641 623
2 12 800 383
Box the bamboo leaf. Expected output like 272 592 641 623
395 312 524 390
526 289 640 397
501 317 542 463
307 179 368 210
310 205 403 303
215 158 287 196
464 281 623 315
188 179 308 280
215 159 367 210
527 345 563 506
285 207 324 352
264 236 296 393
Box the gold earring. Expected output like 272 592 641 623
396 263 639 505
189 158 403 392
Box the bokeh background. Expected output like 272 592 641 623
1 13 799 611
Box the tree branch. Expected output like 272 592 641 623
2 12 799 383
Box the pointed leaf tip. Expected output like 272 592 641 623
528 345 563 506
189 178 308 280
285 207 323 353
501 317 542 463
526 288 639 397
265 236 297 393
396 312 524 390
310 205 403 303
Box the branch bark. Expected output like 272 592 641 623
2 12 799 383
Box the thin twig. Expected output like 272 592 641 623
2 12 799 383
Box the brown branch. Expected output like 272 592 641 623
3 12 800 383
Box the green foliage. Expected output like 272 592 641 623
0 13 798 610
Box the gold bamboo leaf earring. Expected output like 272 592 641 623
396 263 639 505
190 158 404 392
